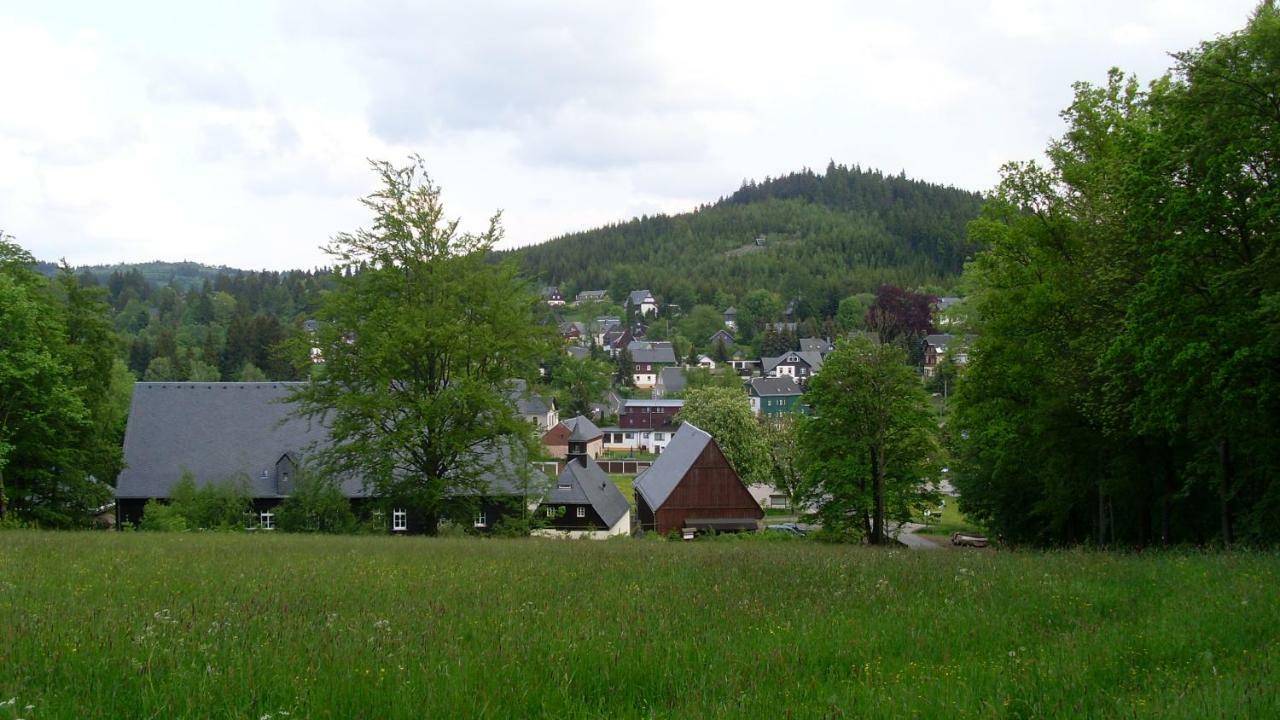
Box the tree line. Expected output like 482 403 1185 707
951 3 1280 548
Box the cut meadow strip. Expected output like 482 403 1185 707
1 532 1277 719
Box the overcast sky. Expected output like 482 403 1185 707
0 0 1259 270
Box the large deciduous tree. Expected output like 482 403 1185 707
289 158 556 534
953 4 1280 548
799 336 939 544
0 237 122 525
678 387 771 487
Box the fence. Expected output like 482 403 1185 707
534 459 653 477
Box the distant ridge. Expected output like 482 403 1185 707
508 162 982 315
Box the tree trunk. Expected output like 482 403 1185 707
1161 452 1174 547
0 468 6 519
870 445 885 545
1218 438 1234 549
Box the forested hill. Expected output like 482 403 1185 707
35 260 247 290
509 162 983 317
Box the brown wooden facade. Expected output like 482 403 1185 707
636 440 763 534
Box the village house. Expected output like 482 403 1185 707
558 320 587 342
627 289 658 318
797 337 835 354
574 289 609 305
761 350 825 384
509 379 559 431
923 334 975 377
748 376 803 417
627 340 678 388
542 286 565 306
542 415 604 459
696 355 716 370
596 397 685 455
708 329 736 348
652 366 687 398
729 355 761 377
113 382 543 533
633 422 764 535
723 306 737 330
533 440 631 539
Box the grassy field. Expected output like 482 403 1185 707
915 496 985 537
1 532 1277 719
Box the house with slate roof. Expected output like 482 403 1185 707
627 340 678 388
797 337 835 355
723 306 737 330
748 376 803 417
542 415 604 459
652 366 687 398
574 289 608 305
533 438 631 539
923 334 975 377
761 350 825 385
627 289 658 318
509 379 560 431
633 422 763 535
114 382 544 533
542 286 565 306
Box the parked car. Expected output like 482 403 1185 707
951 532 988 548
766 523 807 537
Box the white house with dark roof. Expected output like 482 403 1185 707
761 350 825 384
627 289 658 318
627 340 678 388
509 379 559 431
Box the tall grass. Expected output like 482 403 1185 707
0 532 1276 718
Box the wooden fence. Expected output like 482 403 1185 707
534 459 653 477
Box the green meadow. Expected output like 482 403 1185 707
1 532 1277 719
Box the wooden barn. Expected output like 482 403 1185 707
633 422 763 535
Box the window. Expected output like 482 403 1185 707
474 512 487 528
643 432 651 439
545 507 557 518
576 507 586 518
259 511 275 530
392 508 408 532
654 432 665 441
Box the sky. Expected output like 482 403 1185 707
0 0 1260 270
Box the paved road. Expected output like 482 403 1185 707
893 522 942 551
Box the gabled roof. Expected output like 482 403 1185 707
798 337 834 354
634 422 712 510
566 346 589 360
564 415 603 442
750 376 802 397
657 366 686 394
723 306 737 315
508 379 555 416
116 383 541 501
709 329 736 343
627 341 677 364
761 351 824 373
548 457 630 527
628 289 655 306
925 333 977 350
115 382 353 500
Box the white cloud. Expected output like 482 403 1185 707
0 0 1263 268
